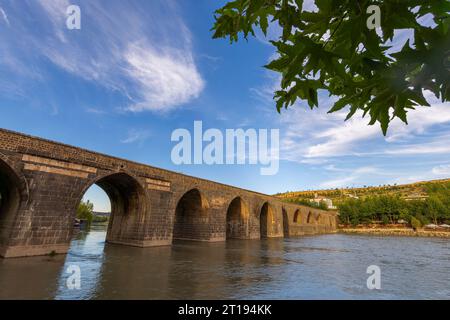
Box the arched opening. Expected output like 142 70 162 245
76 184 111 231
173 189 209 241
307 211 312 224
260 202 275 239
226 197 249 239
282 207 289 238
76 172 147 245
293 209 300 223
0 160 21 246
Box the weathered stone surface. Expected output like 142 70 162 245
0 128 337 258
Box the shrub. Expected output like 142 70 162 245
410 217 421 231
77 200 94 226
381 215 390 225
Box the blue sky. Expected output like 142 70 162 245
1 0 449 212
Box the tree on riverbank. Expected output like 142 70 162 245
77 200 94 226
338 193 450 226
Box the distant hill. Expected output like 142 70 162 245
275 178 450 203
276 178 450 226
93 211 110 217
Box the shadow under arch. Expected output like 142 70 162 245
282 207 289 238
77 171 148 245
293 209 300 223
306 211 313 224
172 188 210 242
316 213 321 225
0 159 24 247
260 202 276 239
226 196 250 239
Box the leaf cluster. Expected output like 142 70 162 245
213 0 450 134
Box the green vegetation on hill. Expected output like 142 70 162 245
277 179 450 226
338 194 450 226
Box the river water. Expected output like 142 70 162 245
0 224 449 300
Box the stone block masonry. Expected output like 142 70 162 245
0 128 337 258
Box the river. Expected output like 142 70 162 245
0 224 449 299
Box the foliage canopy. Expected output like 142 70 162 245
212 0 450 134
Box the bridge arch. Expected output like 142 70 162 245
77 171 148 244
226 196 249 239
173 188 210 241
0 158 23 245
259 202 276 238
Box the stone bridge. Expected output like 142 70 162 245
0 128 337 258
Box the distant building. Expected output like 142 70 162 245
310 195 337 210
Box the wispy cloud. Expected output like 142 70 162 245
85 107 107 115
0 0 204 112
0 7 10 26
320 166 380 188
120 129 150 144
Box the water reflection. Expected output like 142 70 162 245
55 225 106 299
0 254 65 299
1 223 449 300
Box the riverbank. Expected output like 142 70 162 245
339 227 450 238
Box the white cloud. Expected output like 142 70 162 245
277 96 450 162
389 163 450 185
0 7 10 26
432 164 450 176
124 42 204 112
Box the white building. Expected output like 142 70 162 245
310 196 337 210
